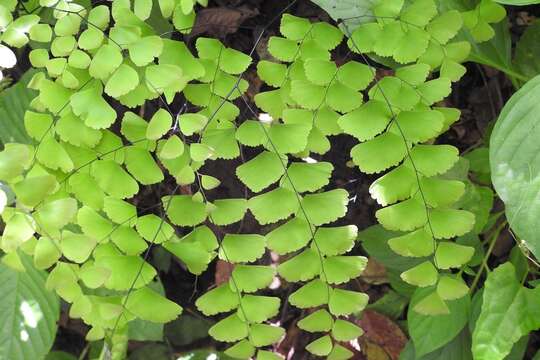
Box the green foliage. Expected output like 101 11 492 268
0 0 531 358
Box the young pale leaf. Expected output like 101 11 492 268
105 64 139 98
125 286 182 323
219 234 266 263
331 319 363 342
300 189 348 226
179 113 207 136
97 255 156 290
436 275 469 301
376 197 427 232
125 147 164 185
322 256 367 285
267 217 312 255
230 265 274 293
289 279 329 309
237 295 280 323
306 335 333 356
329 288 369 316
297 309 333 333
351 132 407 174
249 324 284 347
236 151 286 192
388 228 434 258
208 314 248 343
225 340 255 359
163 195 207 227
315 226 357 256
196 283 239 316
136 214 175 244
278 249 321 282
60 232 96 263
434 242 474 269
406 145 459 177
210 199 247 226
147 109 172 140
401 261 438 287
248 187 299 225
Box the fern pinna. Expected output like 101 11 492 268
0 0 500 358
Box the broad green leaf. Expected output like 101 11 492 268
0 254 60 360
36 137 74 173
280 14 311 40
490 75 540 260
77 206 114 241
257 60 287 87
472 263 540 360
426 11 463 44
409 287 470 357
0 70 36 145
14 175 57 208
111 226 147 255
436 275 469 301
2 212 35 252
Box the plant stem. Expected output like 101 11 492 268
470 221 507 293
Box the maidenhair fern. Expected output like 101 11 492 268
0 0 509 358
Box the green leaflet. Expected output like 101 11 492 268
125 286 182 323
